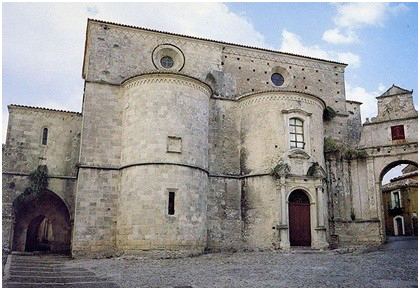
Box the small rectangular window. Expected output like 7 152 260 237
168 192 175 215
42 128 48 145
391 125 405 141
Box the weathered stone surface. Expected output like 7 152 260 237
2 19 418 258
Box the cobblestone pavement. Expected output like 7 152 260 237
68 237 418 288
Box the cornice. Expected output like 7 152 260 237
281 108 312 116
122 72 212 96
238 90 325 111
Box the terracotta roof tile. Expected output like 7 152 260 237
8 104 82 115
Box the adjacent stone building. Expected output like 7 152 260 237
382 165 418 236
2 19 418 258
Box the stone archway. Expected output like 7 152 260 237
288 190 311 246
379 159 418 182
12 189 71 254
379 160 417 239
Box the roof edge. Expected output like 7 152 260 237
346 100 363 105
8 104 82 115
86 18 348 67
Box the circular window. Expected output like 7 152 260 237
271 73 284 86
160 56 174 68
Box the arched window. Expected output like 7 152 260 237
289 118 304 149
42 128 48 145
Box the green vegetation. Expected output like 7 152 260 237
324 137 369 159
14 165 49 208
323 106 337 121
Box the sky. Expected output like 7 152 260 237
2 3 418 179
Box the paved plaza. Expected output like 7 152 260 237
64 236 417 288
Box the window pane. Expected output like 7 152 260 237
295 119 303 126
297 142 304 148
296 134 303 142
290 126 296 133
295 126 303 133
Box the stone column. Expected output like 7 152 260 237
278 176 290 249
314 181 329 249
376 181 386 243
316 185 324 227
366 158 377 219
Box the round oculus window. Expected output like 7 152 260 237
160 56 174 68
271 73 284 86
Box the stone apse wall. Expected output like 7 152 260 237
71 19 361 257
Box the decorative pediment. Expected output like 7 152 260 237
271 159 291 178
288 149 310 160
379 85 412 98
307 162 326 178
281 108 312 116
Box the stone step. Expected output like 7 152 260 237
3 281 119 288
5 254 119 288
9 275 109 283
10 264 65 270
10 270 96 277
10 266 86 272
10 262 65 267
10 257 69 263
11 253 69 258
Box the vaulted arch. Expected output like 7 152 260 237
12 189 71 254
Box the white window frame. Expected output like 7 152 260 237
393 215 405 235
282 109 312 154
289 117 305 149
391 190 402 208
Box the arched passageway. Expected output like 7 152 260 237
289 190 311 246
12 189 71 254
380 161 418 237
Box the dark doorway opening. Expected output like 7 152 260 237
25 215 53 252
289 190 311 246
12 189 71 254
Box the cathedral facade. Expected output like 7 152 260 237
2 19 418 258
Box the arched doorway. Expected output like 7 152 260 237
12 189 71 254
289 190 311 246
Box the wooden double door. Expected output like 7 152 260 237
289 190 311 246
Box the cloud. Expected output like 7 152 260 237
336 52 360 68
333 3 389 28
345 82 387 121
323 3 409 45
388 3 410 15
2 3 270 143
280 30 360 68
322 28 358 44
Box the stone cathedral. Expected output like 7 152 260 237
2 19 418 258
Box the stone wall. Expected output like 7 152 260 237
2 106 81 251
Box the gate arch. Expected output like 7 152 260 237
379 159 418 182
12 189 71 254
